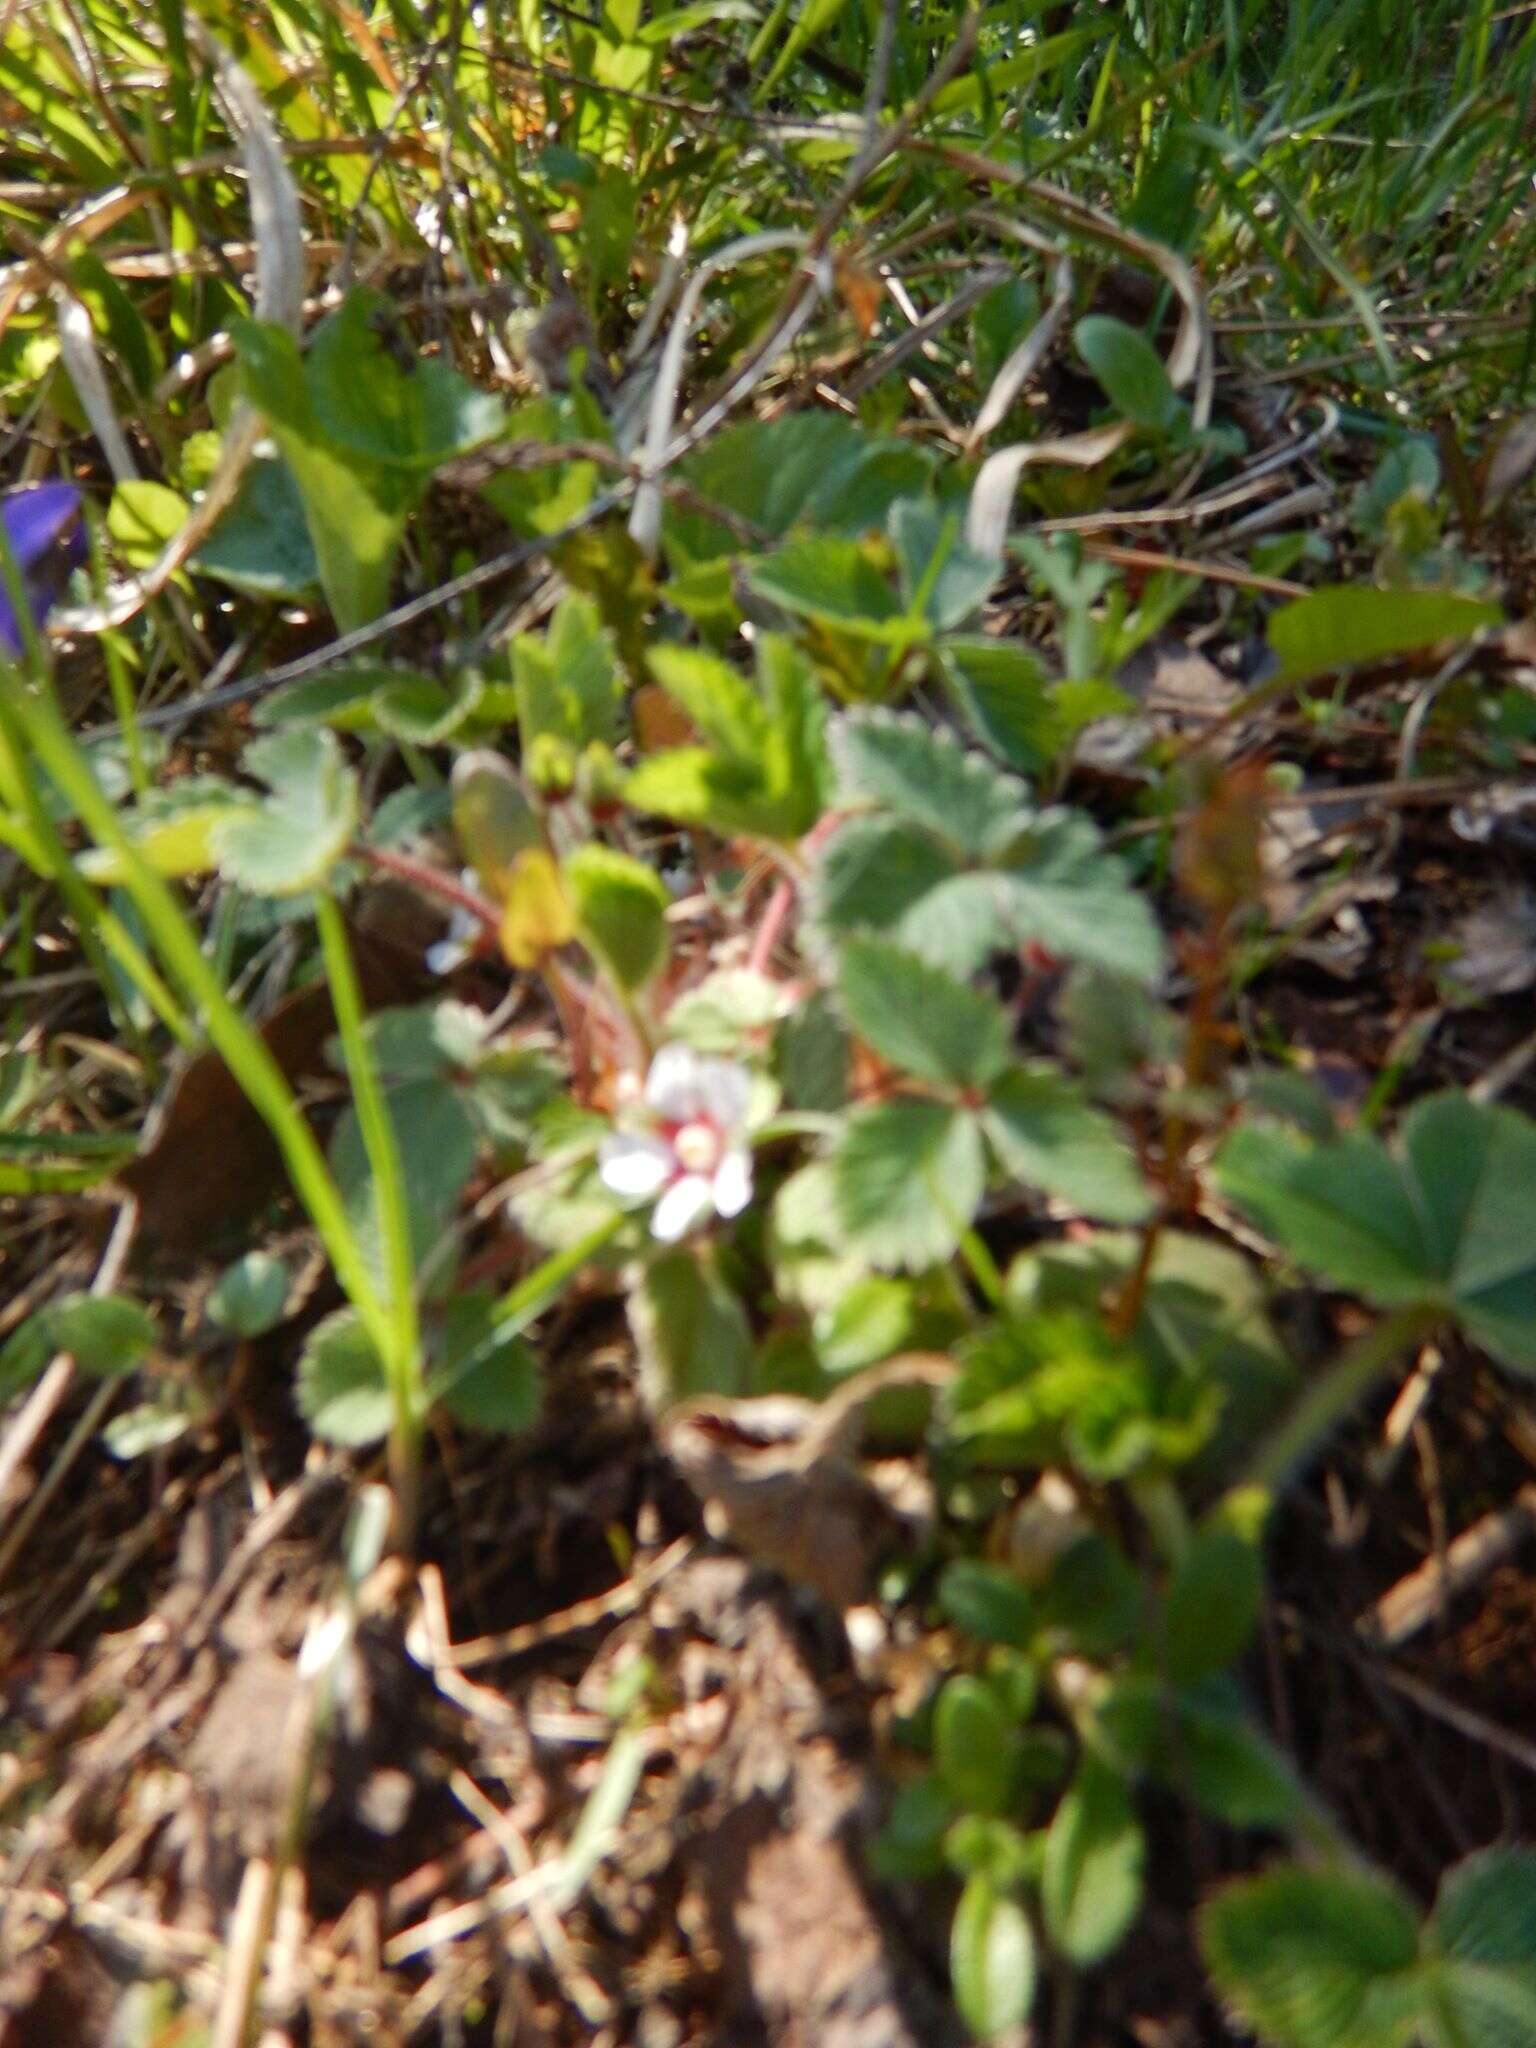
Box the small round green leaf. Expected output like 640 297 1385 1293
296 1308 393 1446
0 1292 156 1397
207 1252 291 1338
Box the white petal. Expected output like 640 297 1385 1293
712 1148 753 1219
651 1174 714 1242
425 939 468 977
645 1043 708 1121
698 1057 752 1132
599 1132 675 1200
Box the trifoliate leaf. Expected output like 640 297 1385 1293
996 811 1164 985
211 728 358 895
1216 1093 1536 1373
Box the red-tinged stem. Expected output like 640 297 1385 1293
748 876 795 976
354 843 502 934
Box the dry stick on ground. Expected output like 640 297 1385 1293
1357 1483 1536 1650
0 1195 137 1583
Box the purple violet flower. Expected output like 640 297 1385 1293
0 483 86 657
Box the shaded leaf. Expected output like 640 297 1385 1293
1217 1093 1536 1373
1268 585 1501 687
0 1292 155 1398
1199 1863 1423 2048
207 1251 291 1338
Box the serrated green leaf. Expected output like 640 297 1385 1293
1199 1863 1423 2048
939 636 1059 775
564 844 670 992
889 498 999 630
1076 314 1182 431
838 938 1012 1091
747 533 914 643
984 1065 1152 1222
211 728 358 896
830 708 1031 859
1040 1760 1145 1965
207 1251 290 1338
513 591 623 751
296 1307 393 1446
0 1292 156 1397
648 642 770 756
832 1099 986 1271
1268 585 1501 687
1216 1093 1536 1373
951 1876 1037 2041
997 812 1165 985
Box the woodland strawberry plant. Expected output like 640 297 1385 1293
6 5 1536 2042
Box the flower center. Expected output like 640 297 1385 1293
672 1119 721 1175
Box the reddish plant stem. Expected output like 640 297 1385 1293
747 876 795 976
354 842 502 934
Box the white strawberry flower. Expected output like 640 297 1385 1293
599 1045 754 1242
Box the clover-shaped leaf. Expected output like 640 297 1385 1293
211 728 358 896
1217 1093 1536 1374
